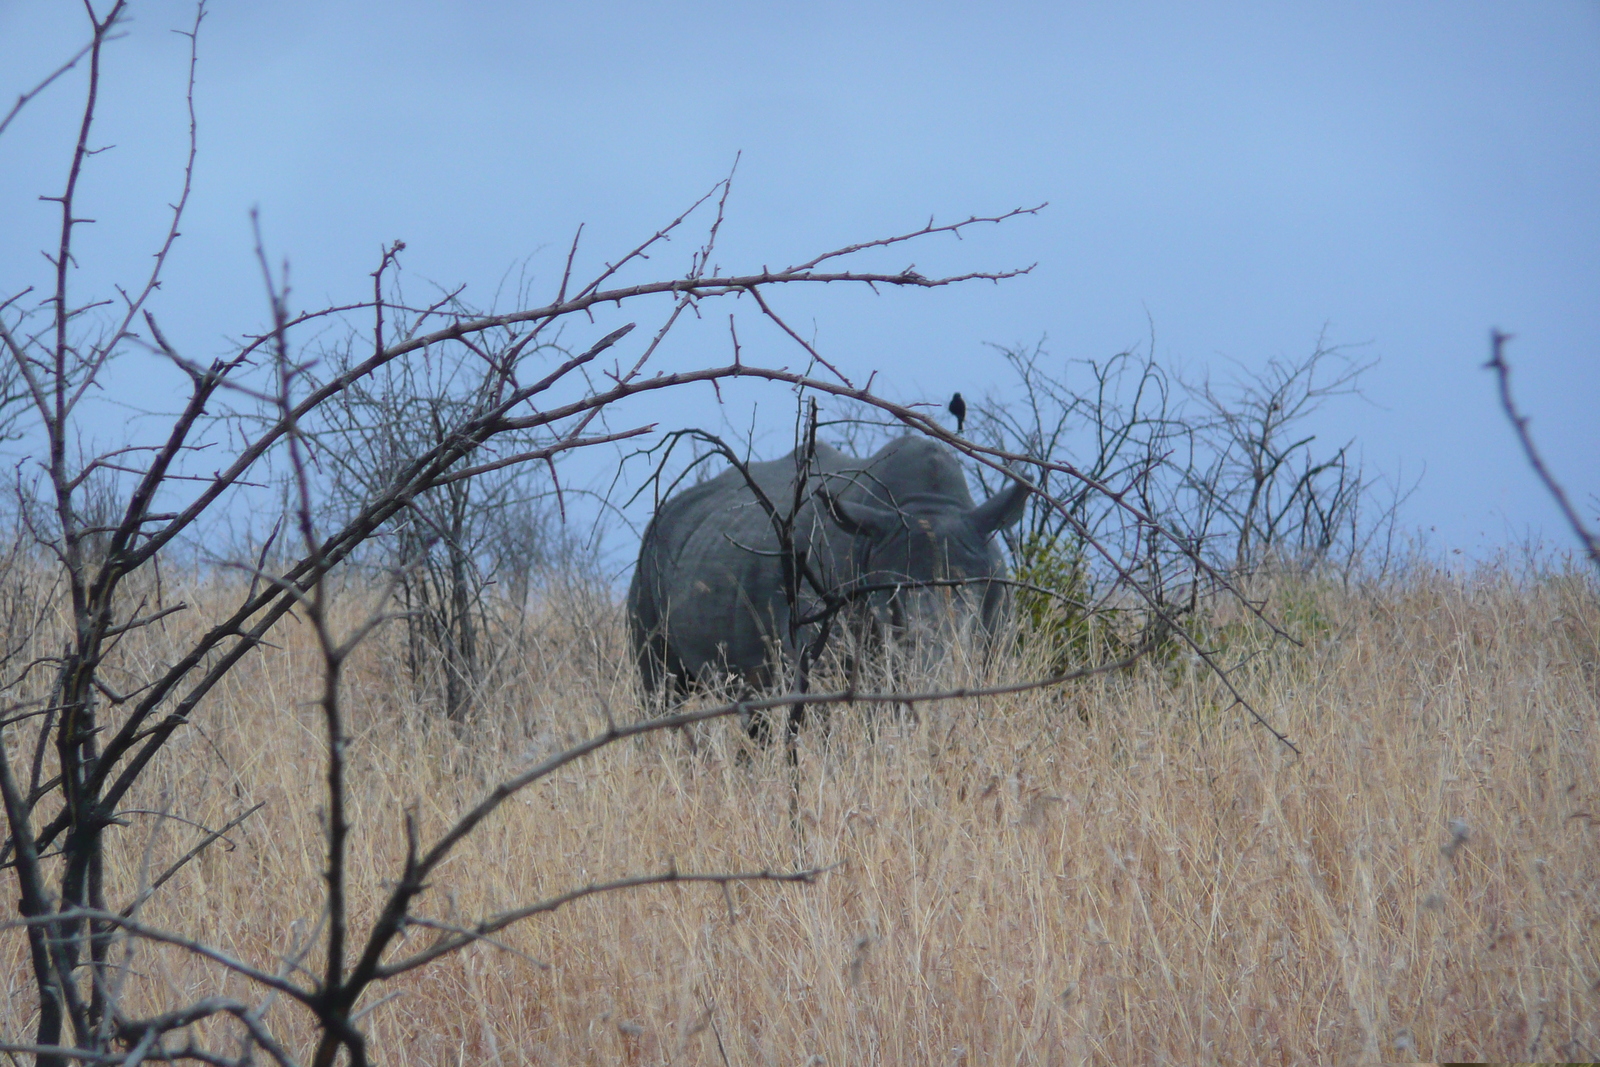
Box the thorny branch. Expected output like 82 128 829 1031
378 866 836 978
1487 330 1600 571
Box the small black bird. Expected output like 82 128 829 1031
948 392 967 434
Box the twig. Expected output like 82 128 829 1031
121 802 264 916
117 996 299 1067
397 917 549 970
427 427 654 487
1 910 314 1004
699 990 733 1067
377 865 837 977
0 40 97 140
782 205 1046 273
1487 330 1600 569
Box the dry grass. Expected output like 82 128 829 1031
3 560 1598 1064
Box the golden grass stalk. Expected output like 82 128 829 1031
2 561 1596 1064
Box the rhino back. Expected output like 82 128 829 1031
628 437 1003 692
829 435 977 511
631 447 847 684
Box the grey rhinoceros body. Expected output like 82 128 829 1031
627 436 1030 698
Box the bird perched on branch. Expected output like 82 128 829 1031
948 392 966 434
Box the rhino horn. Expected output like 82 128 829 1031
970 475 1032 535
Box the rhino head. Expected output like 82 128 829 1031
822 445 1032 670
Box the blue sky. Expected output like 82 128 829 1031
3 2 1597 559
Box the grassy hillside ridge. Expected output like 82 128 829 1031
1 561 1596 1063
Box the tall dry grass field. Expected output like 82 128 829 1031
2 562 1597 1064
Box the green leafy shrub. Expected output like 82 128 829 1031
1012 531 1130 673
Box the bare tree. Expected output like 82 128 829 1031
0 5 1346 1062
938 333 1404 670
961 342 1194 656
0 6 1081 1063
304 253 566 723
966 335 1386 574
1183 334 1378 572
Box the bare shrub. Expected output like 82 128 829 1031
0 5 1342 1064
303 259 569 723
939 335 1405 674
0 5 1162 1064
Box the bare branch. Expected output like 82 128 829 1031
427 426 653 486
782 204 1047 273
0 39 98 141
71 0 205 415
115 997 299 1067
1487 329 1600 570
1 910 315 1004
378 865 836 978
121 803 264 917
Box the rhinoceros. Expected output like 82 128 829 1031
627 435 1030 718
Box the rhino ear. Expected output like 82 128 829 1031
822 492 897 538
970 475 1032 535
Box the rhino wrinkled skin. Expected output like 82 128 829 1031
627 436 1030 697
